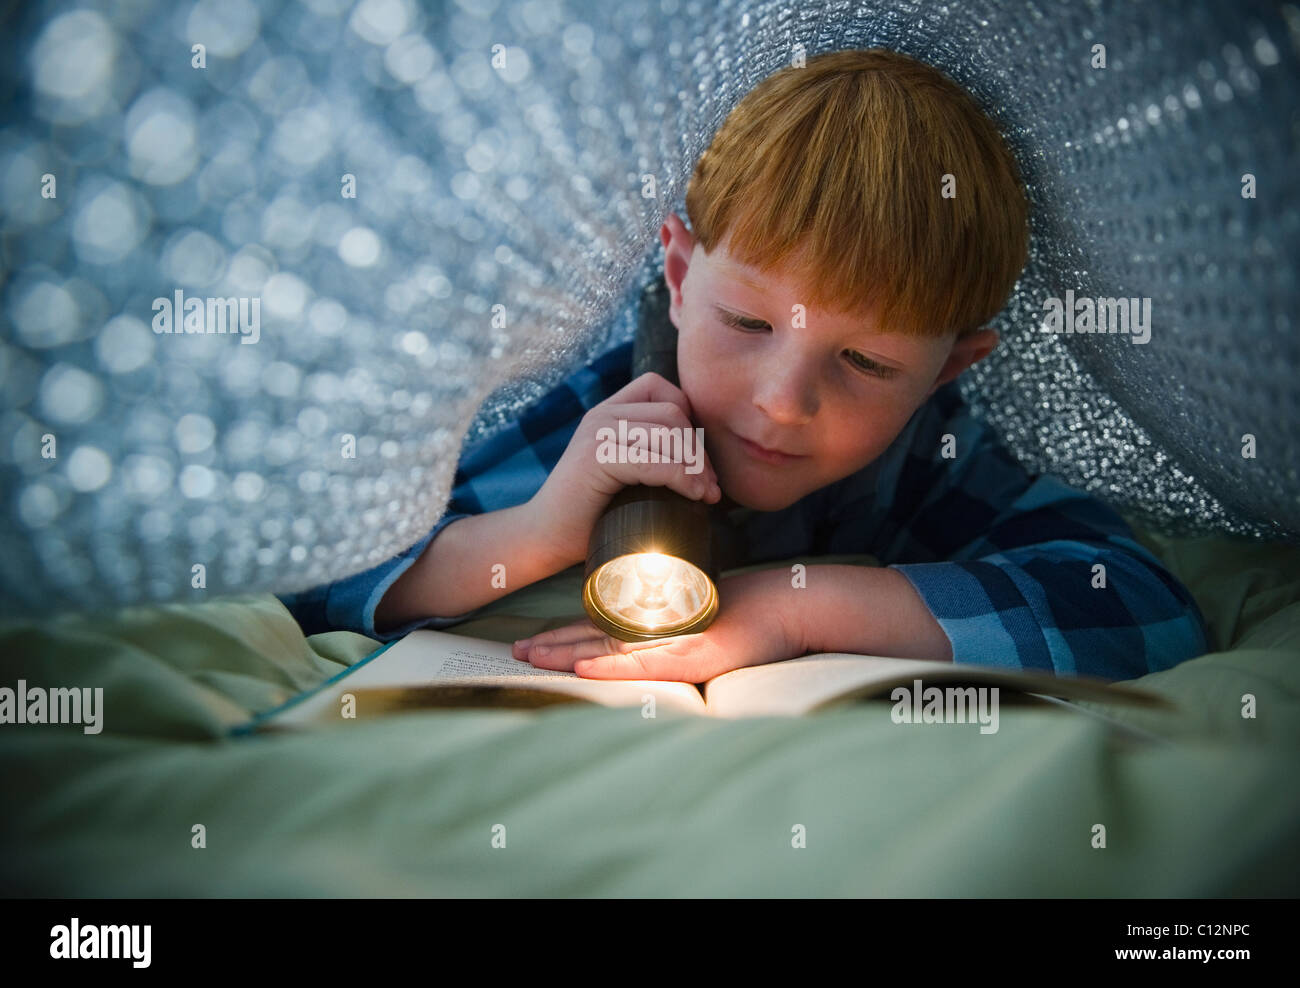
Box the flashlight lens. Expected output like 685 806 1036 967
590 551 713 634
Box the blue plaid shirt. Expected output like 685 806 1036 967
279 338 1209 680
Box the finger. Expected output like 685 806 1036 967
572 643 693 680
606 372 694 421
587 420 719 502
511 621 602 659
597 401 695 432
525 630 672 671
512 618 670 655
599 421 690 465
528 621 605 646
591 404 705 458
610 411 717 487
602 440 721 503
526 633 645 671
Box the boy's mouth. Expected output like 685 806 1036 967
732 431 807 465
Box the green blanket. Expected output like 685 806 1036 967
2 526 1297 896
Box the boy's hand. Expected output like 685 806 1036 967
526 371 722 568
512 568 804 682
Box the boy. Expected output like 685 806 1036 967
279 49 1208 684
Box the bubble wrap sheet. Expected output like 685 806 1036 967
1 0 1297 617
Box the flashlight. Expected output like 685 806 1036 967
581 484 719 642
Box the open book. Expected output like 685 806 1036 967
233 629 1173 734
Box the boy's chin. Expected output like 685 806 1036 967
717 481 805 513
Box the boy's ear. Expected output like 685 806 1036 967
660 213 695 327
925 328 999 397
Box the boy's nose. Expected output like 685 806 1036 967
752 359 818 426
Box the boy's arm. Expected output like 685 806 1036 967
276 498 581 643
373 497 582 633
274 508 473 642
787 565 955 662
807 383 1209 680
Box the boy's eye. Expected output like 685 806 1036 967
721 312 768 331
719 309 896 379
844 350 897 378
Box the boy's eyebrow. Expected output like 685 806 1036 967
727 271 767 293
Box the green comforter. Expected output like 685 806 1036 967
1 525 1297 896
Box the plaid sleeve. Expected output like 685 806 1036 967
825 383 1209 680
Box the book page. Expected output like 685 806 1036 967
702 653 1171 718
264 629 706 728
703 655 953 718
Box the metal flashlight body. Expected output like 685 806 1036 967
581 483 719 642
580 279 720 641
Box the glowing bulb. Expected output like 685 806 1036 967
632 552 673 611
588 550 713 635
